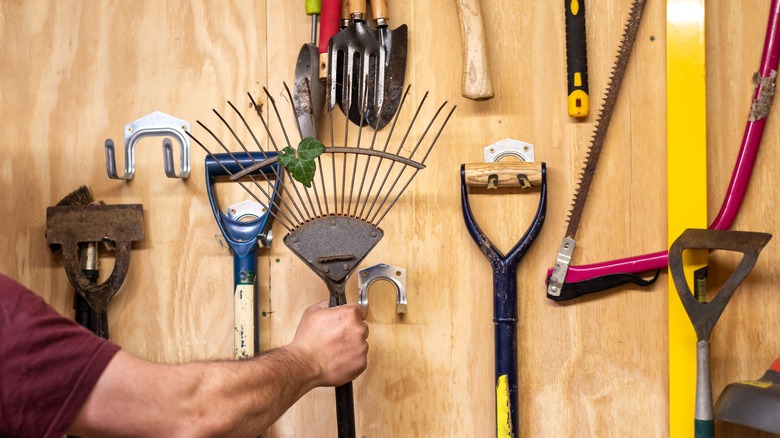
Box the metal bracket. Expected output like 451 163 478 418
105 111 191 180
484 138 535 163
358 263 407 314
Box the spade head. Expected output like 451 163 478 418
294 42 325 139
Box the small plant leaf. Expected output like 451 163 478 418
277 138 325 188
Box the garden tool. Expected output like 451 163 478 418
461 145 547 438
329 0 407 130
294 0 325 139
669 228 771 437
565 0 589 117
192 84 454 438
205 150 280 359
46 203 145 340
715 357 780 434
546 0 780 301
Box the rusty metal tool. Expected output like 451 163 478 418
546 0 647 299
294 0 325 139
669 228 771 438
454 0 494 101
545 0 780 301
329 0 407 130
565 0 589 117
192 84 454 438
461 141 546 437
46 204 145 339
715 357 780 434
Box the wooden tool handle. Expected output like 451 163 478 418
454 0 494 101
372 0 389 22
464 162 542 188
347 0 366 16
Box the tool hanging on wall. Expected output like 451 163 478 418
454 0 494 101
46 203 145 339
461 140 546 438
564 0 589 118
669 228 771 438
105 111 191 180
715 357 780 434
48 186 99 331
205 144 280 360
330 0 407 130
294 0 325 140
357 263 407 314
546 0 646 300
545 0 780 301
190 83 453 438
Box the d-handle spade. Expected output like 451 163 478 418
206 152 281 360
461 161 547 437
669 228 772 438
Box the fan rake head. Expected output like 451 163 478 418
189 84 454 304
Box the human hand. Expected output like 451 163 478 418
288 300 369 387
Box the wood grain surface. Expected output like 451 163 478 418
2 1 779 436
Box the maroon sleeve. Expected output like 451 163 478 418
0 273 121 438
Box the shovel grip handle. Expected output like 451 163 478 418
455 0 494 100
463 162 543 188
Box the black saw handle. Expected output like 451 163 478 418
546 270 661 301
565 0 589 118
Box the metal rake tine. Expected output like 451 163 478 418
224 100 304 223
250 92 313 223
264 85 318 221
374 104 456 226
189 132 294 231
283 83 326 218
194 122 301 228
363 93 430 220
370 99 450 224
346 83 372 214
357 84 413 219
351 91 384 217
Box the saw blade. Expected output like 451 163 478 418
548 0 648 297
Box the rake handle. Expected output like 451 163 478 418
329 288 356 438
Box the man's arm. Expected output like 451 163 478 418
67 300 369 437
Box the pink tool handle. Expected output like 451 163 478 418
319 0 341 54
547 0 780 285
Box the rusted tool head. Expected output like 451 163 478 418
46 204 144 312
669 228 771 341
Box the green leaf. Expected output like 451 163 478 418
276 138 325 188
297 137 325 160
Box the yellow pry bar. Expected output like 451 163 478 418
666 0 708 436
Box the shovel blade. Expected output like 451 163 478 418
294 43 324 139
366 24 408 130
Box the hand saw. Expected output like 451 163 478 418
547 0 780 301
546 0 647 299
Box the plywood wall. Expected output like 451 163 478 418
2 1 779 436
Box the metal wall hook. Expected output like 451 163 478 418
105 111 191 180
358 263 407 314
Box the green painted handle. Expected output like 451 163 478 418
306 0 322 15
695 419 714 438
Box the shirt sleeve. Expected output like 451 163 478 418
0 273 121 438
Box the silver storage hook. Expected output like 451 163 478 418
358 263 407 314
105 111 190 180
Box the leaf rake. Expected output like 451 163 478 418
189 83 454 438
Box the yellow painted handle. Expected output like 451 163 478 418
463 162 543 188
